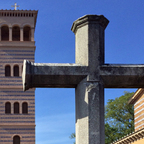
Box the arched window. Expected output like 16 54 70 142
5 102 11 114
1 26 9 41
14 102 19 114
5 65 11 76
22 102 28 114
14 65 19 76
23 26 31 41
13 135 20 144
12 26 20 41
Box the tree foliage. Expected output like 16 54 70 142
69 133 75 144
70 91 134 144
105 91 134 144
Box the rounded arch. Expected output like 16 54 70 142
13 135 20 144
1 25 9 41
14 102 19 114
22 23 32 28
5 102 11 114
11 23 21 28
13 65 19 77
23 25 31 41
5 65 11 76
12 25 20 41
22 102 28 114
0 23 11 28
12 134 22 139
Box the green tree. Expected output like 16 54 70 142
105 91 134 144
70 91 134 144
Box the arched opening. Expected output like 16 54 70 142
14 65 19 77
13 135 20 144
5 102 11 114
12 26 20 41
23 26 31 41
1 25 9 41
14 102 19 114
5 65 11 76
22 102 28 114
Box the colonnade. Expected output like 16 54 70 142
0 25 34 41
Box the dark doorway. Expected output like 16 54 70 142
13 135 20 144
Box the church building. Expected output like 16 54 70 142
0 7 38 144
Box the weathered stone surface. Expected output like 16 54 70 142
100 64 144 88
22 60 88 91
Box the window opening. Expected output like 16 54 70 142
23 26 31 41
5 102 11 114
14 102 19 114
12 26 20 41
1 26 9 41
13 135 20 144
5 65 11 76
22 102 28 114
14 65 19 76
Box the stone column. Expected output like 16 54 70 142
31 28 34 41
9 27 12 41
11 102 14 114
72 15 109 144
20 27 23 41
76 79 104 144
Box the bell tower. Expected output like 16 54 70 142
0 8 38 144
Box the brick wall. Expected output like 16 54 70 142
134 94 144 131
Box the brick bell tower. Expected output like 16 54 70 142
0 6 38 144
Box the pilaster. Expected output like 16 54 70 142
20 28 23 41
9 27 12 41
31 28 34 41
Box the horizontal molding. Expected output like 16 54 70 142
112 127 144 144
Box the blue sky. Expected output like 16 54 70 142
1 0 144 144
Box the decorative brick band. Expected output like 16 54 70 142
111 127 144 144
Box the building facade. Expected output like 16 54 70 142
112 89 144 144
0 10 38 144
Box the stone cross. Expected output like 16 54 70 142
11 3 20 10
22 15 144 144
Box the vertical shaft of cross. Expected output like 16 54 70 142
72 15 109 144
76 79 104 144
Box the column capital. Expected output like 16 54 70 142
71 15 109 34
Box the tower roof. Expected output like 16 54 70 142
0 9 38 28
128 88 144 104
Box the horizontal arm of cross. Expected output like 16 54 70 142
22 60 88 91
100 64 144 88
